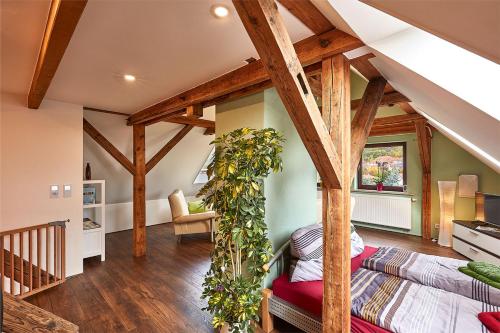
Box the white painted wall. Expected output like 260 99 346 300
83 110 214 204
0 93 84 276
105 196 196 234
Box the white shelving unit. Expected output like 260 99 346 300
83 180 105 261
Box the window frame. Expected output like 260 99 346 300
356 142 407 192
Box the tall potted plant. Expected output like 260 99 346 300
199 128 284 333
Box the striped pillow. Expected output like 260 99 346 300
290 223 323 260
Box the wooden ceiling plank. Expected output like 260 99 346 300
277 0 334 34
127 29 363 126
350 77 387 179
146 125 194 174
28 0 87 109
83 118 135 175
233 0 342 189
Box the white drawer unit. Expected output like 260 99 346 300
453 238 500 265
452 221 500 265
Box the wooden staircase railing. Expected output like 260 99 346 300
1 220 68 298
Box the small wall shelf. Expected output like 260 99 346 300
83 180 105 261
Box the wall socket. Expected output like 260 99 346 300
434 224 440 229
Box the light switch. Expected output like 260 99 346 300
50 185 59 198
63 184 72 198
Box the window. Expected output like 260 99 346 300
357 142 407 192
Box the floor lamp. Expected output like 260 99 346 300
438 181 456 247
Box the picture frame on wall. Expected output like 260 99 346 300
458 175 478 198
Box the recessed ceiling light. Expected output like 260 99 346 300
123 74 136 82
211 4 229 18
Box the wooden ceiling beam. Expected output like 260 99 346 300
372 113 424 126
350 77 387 179
83 106 129 117
128 29 363 126
351 91 409 110
83 118 135 175
185 104 203 118
28 0 87 109
146 125 194 174
369 124 416 136
233 0 342 189
277 0 334 34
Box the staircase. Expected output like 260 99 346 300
1 220 68 298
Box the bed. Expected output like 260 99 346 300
262 241 498 333
262 242 389 333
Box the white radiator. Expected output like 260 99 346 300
351 192 412 229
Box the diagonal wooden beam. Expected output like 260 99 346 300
233 0 342 189
350 77 387 179
146 125 194 174
83 118 135 175
351 91 409 110
127 29 363 126
277 0 334 34
28 0 87 109
321 54 352 333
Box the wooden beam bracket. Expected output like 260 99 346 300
83 118 135 175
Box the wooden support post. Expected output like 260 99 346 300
321 54 351 333
350 77 387 179
133 124 146 257
261 288 274 333
416 119 432 239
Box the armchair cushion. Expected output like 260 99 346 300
188 200 206 214
174 211 215 223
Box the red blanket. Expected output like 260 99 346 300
479 312 500 333
272 246 389 333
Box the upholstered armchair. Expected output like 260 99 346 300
168 189 216 242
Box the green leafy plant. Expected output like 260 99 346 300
198 128 284 333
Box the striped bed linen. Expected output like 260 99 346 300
352 268 499 333
363 247 500 307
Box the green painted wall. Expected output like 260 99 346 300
353 133 423 236
215 93 264 137
431 131 500 238
263 88 318 250
215 89 317 252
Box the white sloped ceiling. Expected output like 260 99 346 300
318 0 500 172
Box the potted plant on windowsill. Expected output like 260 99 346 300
373 161 389 191
198 128 284 333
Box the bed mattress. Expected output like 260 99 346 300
272 246 389 333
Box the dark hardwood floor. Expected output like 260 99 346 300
26 223 464 332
